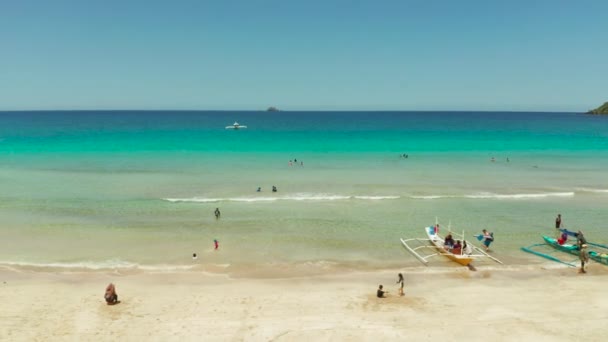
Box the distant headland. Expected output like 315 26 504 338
266 107 279 112
587 102 608 115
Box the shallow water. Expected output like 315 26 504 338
1 111 607 274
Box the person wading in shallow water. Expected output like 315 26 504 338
555 214 562 238
214 208 221 220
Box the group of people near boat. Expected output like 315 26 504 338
432 224 492 255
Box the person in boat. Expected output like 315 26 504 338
272 185 277 193
433 224 439 235
481 229 494 251
557 231 568 245
104 283 118 305
452 240 462 255
463 240 473 255
377 284 387 298
444 234 455 249
555 214 562 238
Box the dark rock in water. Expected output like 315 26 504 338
587 102 608 114
267 107 279 112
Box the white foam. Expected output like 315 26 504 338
410 195 453 200
464 192 574 199
0 260 196 272
353 195 400 200
164 194 400 203
410 192 575 200
576 188 608 193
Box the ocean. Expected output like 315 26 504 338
1 111 607 276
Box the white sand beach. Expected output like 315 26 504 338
2 265 607 341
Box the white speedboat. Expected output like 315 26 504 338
225 122 247 129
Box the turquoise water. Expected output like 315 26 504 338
1 111 607 275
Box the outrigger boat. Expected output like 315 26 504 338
400 222 503 268
522 230 608 267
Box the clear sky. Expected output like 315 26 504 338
1 0 606 111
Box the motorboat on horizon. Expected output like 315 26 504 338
225 122 247 129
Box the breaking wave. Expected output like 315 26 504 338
410 192 575 200
164 194 400 203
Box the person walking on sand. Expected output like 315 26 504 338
214 208 221 220
104 283 118 305
396 273 404 296
214 239 219 250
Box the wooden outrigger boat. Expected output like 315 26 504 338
542 236 608 266
401 224 503 267
521 233 608 267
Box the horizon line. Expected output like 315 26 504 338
0 109 585 114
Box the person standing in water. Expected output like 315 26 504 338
396 273 404 296
214 208 221 220
555 214 562 238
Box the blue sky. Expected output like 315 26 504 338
0 0 606 111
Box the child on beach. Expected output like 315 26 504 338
377 285 387 298
396 273 404 296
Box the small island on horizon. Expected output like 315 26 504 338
266 106 279 112
587 101 608 114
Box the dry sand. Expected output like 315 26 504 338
1 264 607 341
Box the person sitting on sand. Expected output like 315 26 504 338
105 283 118 305
377 284 387 298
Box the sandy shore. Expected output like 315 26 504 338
1 265 607 341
